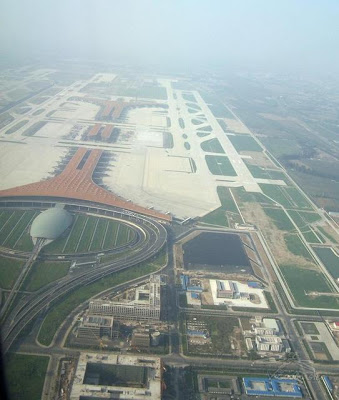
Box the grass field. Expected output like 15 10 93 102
200 207 229 227
22 120 47 136
302 230 322 244
197 125 212 132
286 210 322 243
0 256 25 289
288 210 321 228
233 187 273 205
317 225 337 244
280 264 338 309
5 119 29 134
205 155 237 176
200 187 242 226
300 322 319 335
5 354 49 400
37 251 165 346
263 207 295 231
192 118 204 125
179 117 185 129
0 209 38 251
23 261 70 291
313 247 339 281
229 135 262 152
200 138 225 153
246 164 289 182
259 184 311 209
0 209 136 255
184 141 191 150
284 234 314 261
44 214 135 254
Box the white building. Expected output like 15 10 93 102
89 275 161 321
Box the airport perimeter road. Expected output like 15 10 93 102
1 215 167 353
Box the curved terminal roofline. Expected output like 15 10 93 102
0 147 171 222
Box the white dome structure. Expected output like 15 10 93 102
30 207 73 244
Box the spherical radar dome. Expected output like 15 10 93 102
30 208 73 241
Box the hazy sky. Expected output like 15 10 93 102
1 0 339 73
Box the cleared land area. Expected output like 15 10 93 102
205 155 237 176
5 354 49 400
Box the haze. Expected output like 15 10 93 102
1 0 339 73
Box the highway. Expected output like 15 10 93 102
1 208 167 353
0 238 44 320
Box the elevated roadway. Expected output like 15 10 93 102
1 204 167 353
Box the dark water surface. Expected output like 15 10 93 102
183 232 252 274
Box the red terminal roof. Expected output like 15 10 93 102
0 147 171 222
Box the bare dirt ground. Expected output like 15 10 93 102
240 202 317 268
223 118 250 134
241 151 278 168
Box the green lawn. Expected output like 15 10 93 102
200 208 228 227
301 230 321 244
184 141 191 150
0 210 26 245
23 261 70 291
200 187 241 226
233 187 274 205
89 219 108 251
5 354 49 400
229 135 262 152
38 253 165 346
280 264 338 309
0 256 24 289
43 215 134 255
205 155 237 176
313 247 339 280
179 118 185 129
284 187 312 209
246 164 289 182
201 138 224 153
288 210 320 228
263 207 295 231
317 226 337 244
3 210 37 248
284 233 314 261
259 184 294 208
